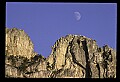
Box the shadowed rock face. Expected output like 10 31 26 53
5 28 116 78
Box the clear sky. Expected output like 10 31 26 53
6 2 117 58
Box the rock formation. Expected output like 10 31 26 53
5 28 116 78
5 27 37 59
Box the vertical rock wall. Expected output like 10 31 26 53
6 28 36 59
5 28 116 78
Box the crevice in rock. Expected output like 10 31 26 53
70 37 86 70
70 52 86 70
81 40 92 78
96 63 100 78
50 47 56 70
64 44 70 67
102 47 110 78
77 39 80 45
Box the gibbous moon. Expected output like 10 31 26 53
74 12 81 21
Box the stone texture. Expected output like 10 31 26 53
6 28 37 59
5 28 116 78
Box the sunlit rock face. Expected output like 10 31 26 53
47 34 116 78
5 27 36 59
5 28 116 78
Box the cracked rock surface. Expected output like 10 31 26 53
5 28 116 78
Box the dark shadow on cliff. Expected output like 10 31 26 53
69 40 86 70
82 40 92 78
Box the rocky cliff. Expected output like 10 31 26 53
5 28 116 78
6 28 37 59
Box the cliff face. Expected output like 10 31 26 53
6 28 37 59
5 28 116 78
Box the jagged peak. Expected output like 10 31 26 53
5 27 36 59
5 27 116 78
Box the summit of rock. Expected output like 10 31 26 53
5 27 37 59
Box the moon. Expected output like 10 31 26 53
74 12 81 21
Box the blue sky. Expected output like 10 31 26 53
6 2 117 58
